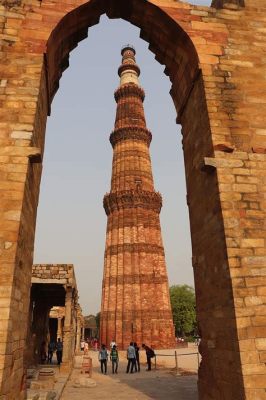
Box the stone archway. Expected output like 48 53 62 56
0 0 266 399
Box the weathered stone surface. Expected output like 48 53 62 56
73 377 96 388
212 0 245 9
26 391 40 400
28 265 84 379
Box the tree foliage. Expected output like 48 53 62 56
170 284 196 336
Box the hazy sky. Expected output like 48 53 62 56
34 0 211 315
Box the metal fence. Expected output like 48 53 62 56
154 350 200 375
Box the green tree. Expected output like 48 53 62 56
170 284 196 337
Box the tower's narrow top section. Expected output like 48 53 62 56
118 45 140 86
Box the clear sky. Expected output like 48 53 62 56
33 0 211 315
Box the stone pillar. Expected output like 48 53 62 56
57 317 63 340
31 301 51 363
75 310 81 354
62 287 73 371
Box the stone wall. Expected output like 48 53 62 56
30 264 80 372
32 264 76 283
0 0 265 399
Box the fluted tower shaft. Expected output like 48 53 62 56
100 46 175 349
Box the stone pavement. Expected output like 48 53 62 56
60 351 198 400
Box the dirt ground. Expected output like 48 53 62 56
60 349 198 400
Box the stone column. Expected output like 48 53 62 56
31 301 51 363
62 287 73 371
75 310 81 354
57 317 63 340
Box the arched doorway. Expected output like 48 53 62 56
1 1 265 399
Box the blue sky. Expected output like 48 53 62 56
34 0 211 315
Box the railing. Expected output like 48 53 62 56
154 350 200 375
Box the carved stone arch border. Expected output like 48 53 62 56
45 0 199 118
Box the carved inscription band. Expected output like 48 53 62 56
110 126 152 148
106 220 160 232
102 310 173 320
104 243 165 257
103 190 162 215
113 149 151 161
103 274 168 286
114 84 145 102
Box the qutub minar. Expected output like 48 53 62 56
100 46 175 349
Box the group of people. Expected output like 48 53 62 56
81 338 99 353
98 341 155 375
40 338 63 365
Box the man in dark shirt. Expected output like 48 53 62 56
142 343 155 371
56 338 63 365
48 340 56 363
134 342 140 372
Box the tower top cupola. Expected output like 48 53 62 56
118 44 140 86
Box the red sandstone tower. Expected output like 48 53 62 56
100 46 175 349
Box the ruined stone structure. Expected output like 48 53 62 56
49 306 65 341
29 265 83 370
0 0 266 399
100 46 175 350
84 315 98 340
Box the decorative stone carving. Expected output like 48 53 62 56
1 0 21 8
101 310 173 320
103 274 168 286
105 243 165 256
110 127 152 148
114 84 145 102
103 189 162 215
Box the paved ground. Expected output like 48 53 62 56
60 351 198 400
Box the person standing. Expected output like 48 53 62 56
126 342 136 373
142 343 155 371
40 341 47 364
98 344 108 374
110 345 119 374
47 340 56 364
110 339 116 350
134 342 140 372
80 339 85 352
56 338 63 365
84 340 89 355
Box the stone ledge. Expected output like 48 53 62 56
103 189 162 215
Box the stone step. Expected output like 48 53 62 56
26 391 40 400
27 390 57 400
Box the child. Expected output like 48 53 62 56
110 345 119 374
98 344 108 374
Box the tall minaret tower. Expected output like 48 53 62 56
100 46 175 349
